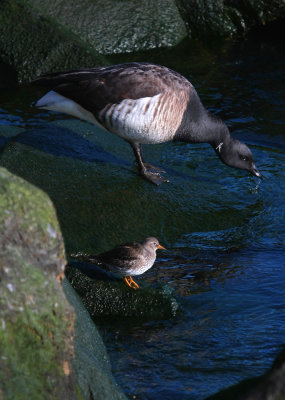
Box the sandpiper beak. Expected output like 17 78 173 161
251 164 262 179
158 244 166 250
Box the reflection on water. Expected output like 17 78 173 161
0 35 285 399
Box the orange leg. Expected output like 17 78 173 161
129 276 139 289
124 276 139 290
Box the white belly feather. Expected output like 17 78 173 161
99 94 174 144
35 90 184 144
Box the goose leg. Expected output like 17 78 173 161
129 142 169 185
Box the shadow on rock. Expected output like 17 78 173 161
0 123 128 166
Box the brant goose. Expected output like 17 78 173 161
32 62 261 184
70 237 165 289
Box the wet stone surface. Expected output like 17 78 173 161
65 263 179 321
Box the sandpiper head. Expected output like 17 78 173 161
216 139 261 178
143 237 166 251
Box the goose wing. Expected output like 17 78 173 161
32 62 190 116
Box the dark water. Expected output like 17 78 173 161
1 36 285 399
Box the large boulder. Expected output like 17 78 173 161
28 0 187 55
176 0 285 40
0 0 187 84
1 0 284 85
0 167 77 399
0 0 109 84
0 167 126 400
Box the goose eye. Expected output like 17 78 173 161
239 155 248 162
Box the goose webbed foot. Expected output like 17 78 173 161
143 163 166 174
130 142 169 185
140 167 169 186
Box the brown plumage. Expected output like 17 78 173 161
70 237 166 289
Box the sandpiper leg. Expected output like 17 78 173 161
129 142 169 185
124 276 139 290
129 276 139 289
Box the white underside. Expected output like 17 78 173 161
99 94 172 144
35 90 104 127
35 90 177 144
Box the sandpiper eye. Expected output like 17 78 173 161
239 155 248 162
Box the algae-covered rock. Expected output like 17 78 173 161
0 167 77 399
29 0 187 55
0 167 127 399
0 0 186 83
65 263 179 321
176 0 285 40
0 0 109 83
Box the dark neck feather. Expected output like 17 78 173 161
174 90 231 147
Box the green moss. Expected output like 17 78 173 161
0 319 62 399
0 168 62 258
0 168 77 399
0 169 54 230
0 260 72 400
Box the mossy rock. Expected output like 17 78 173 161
65 263 179 321
0 0 109 83
28 0 187 55
0 167 77 399
0 167 127 399
176 0 285 40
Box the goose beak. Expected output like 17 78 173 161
251 164 262 179
158 244 166 250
